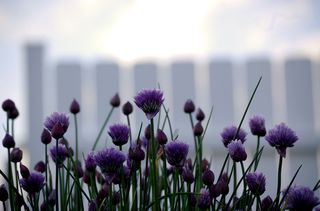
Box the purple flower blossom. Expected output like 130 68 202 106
227 140 247 162
283 185 319 211
265 123 298 158
44 112 69 134
94 148 126 182
249 115 266 137
50 144 69 167
85 152 96 172
221 126 247 148
165 141 189 167
108 123 130 147
134 89 164 119
19 171 45 194
197 188 211 210
246 172 266 195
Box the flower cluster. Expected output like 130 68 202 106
0 88 318 211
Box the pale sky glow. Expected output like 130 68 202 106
0 0 319 142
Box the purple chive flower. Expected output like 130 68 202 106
122 101 133 116
41 128 52 145
94 148 126 182
50 144 69 167
197 188 211 210
134 89 164 120
0 184 8 202
246 172 266 196
194 122 204 137
182 167 195 184
265 123 298 158
44 112 69 134
261 195 273 211
227 139 247 162
156 129 168 145
2 133 15 149
20 163 30 178
69 99 80 114
165 141 189 167
110 93 121 107
129 142 145 162
108 123 130 147
2 99 15 112
85 152 96 172
10 147 23 163
283 185 320 211
34 161 46 173
19 171 45 194
184 99 195 114
202 169 215 186
196 108 205 121
221 125 247 148
249 115 266 137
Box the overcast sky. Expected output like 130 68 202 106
0 0 319 141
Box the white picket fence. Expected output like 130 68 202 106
25 44 320 197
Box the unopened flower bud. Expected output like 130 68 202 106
0 184 8 202
34 161 46 173
2 133 15 149
41 128 52 145
157 129 168 145
196 108 205 121
202 169 215 186
193 122 203 136
10 147 23 163
184 99 195 113
2 99 15 112
110 93 120 107
70 99 80 114
20 163 30 178
122 101 133 115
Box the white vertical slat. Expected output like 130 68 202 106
96 62 120 124
95 62 120 148
171 60 195 142
246 58 277 196
26 44 44 166
285 58 318 188
133 62 158 127
208 60 234 141
56 62 82 148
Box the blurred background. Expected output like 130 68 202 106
0 0 320 197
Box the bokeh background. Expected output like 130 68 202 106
0 0 320 197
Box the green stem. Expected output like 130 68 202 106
92 107 114 151
2 201 6 211
74 114 79 162
55 139 59 211
233 162 237 196
7 149 14 211
276 155 283 207
126 115 132 143
45 145 48 203
254 136 260 171
150 118 159 211
240 161 246 193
